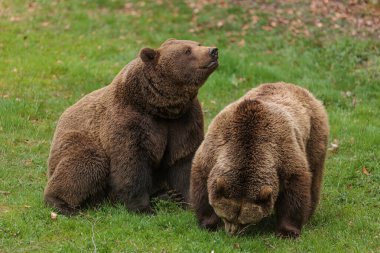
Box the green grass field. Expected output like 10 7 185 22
1 1 379 252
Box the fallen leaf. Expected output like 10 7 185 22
362 167 370 176
341 91 352 97
217 20 225 28
238 77 246 82
262 25 273 31
242 23 250 30
251 15 259 24
51 212 58 220
237 39 245 47
352 97 357 107
10 16 22 22
328 139 339 152
24 205 31 208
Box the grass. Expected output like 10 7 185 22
1 0 379 252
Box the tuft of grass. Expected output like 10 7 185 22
1 0 379 252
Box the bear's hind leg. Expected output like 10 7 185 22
306 125 328 218
276 171 312 238
44 132 109 215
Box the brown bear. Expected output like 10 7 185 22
190 82 329 238
44 39 219 215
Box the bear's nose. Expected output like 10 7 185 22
209 47 218 58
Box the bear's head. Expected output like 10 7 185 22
139 38 218 87
131 39 218 118
208 170 279 235
208 168 278 234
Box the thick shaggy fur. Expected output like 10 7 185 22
190 82 329 237
44 39 219 215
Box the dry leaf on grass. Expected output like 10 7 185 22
328 139 339 152
237 39 245 47
362 167 370 176
51 212 58 220
217 20 225 28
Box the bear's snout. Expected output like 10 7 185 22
209 48 218 59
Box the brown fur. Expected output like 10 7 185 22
190 82 329 237
44 39 218 215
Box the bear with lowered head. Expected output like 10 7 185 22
190 82 329 238
44 39 219 215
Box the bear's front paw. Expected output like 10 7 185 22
44 194 79 216
125 193 153 214
200 213 222 231
276 223 301 238
136 205 154 215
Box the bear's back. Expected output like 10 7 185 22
206 82 326 160
52 85 112 143
244 82 325 144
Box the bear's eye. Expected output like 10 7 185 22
185 48 191 55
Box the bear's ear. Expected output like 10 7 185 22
258 186 272 202
216 177 227 195
139 48 157 63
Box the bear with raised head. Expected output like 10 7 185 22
44 39 219 215
190 82 329 237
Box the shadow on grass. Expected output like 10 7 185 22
240 216 277 238
66 197 185 217
151 198 185 214
241 214 328 237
